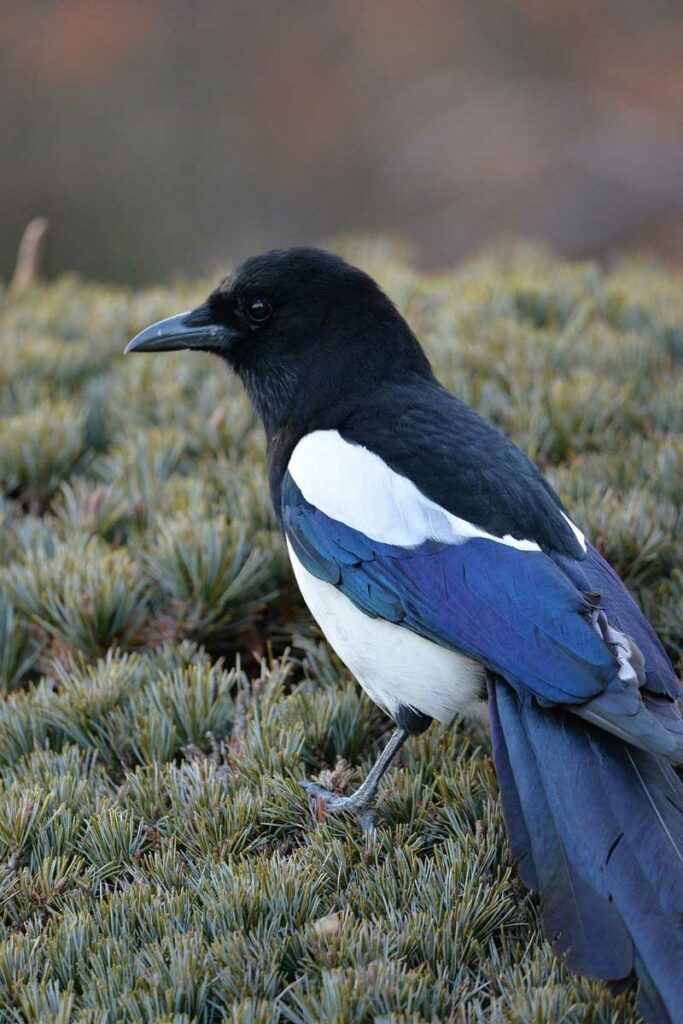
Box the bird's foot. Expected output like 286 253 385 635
301 779 378 832
300 730 410 833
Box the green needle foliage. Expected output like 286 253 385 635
0 402 89 509
143 517 277 643
0 242 681 1021
4 535 150 659
0 588 37 691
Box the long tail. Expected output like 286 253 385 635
488 678 683 1024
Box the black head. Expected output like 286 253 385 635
125 247 432 434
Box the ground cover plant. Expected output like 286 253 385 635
0 242 681 1023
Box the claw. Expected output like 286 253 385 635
299 727 409 835
300 779 378 832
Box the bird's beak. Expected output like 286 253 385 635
124 309 223 354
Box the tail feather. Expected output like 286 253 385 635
489 682 633 980
489 678 683 1024
487 685 537 892
637 954 679 1024
603 745 683 910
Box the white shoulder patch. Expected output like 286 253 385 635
288 429 540 551
561 511 587 553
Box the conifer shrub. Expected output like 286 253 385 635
0 244 680 1021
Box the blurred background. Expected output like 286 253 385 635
2 0 683 285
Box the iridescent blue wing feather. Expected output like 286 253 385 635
283 472 683 759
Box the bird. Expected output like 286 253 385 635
126 247 683 1024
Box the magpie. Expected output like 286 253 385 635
126 247 683 1023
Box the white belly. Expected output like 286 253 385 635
287 541 486 724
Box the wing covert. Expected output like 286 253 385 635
282 471 615 705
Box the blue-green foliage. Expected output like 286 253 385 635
0 243 680 1021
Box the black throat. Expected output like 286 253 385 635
235 318 434 518
266 420 307 517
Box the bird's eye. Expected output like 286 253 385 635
244 297 272 324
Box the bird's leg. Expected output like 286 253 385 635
302 726 409 831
